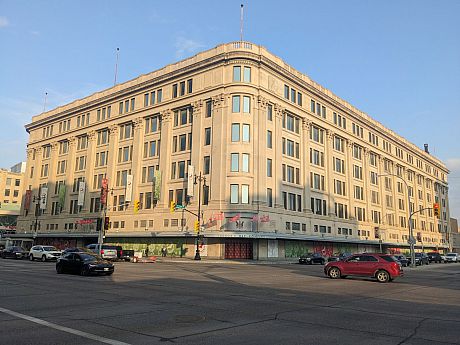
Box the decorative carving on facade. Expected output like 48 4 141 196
26 148 34 158
133 117 144 131
326 129 335 141
302 118 311 131
109 124 119 136
257 96 269 110
51 142 59 152
212 93 225 108
68 136 77 147
192 100 203 115
87 131 96 142
160 110 172 122
274 104 283 119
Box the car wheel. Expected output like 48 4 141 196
308 261 312 265
376 270 390 283
41 255 47 262
80 266 89 276
29 254 34 261
328 267 341 279
56 265 64 274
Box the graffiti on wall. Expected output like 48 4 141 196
285 241 312 258
107 238 187 257
313 242 334 257
35 238 77 250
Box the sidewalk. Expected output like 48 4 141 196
152 256 299 265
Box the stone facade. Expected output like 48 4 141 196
16 41 451 258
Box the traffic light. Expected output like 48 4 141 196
433 203 440 218
194 220 200 233
134 200 140 213
104 216 110 231
170 201 176 213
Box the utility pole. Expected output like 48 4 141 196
194 172 206 261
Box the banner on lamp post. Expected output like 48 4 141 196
58 184 66 208
154 170 161 200
100 178 108 206
187 165 194 197
77 182 85 206
24 190 32 211
39 187 48 210
125 174 133 202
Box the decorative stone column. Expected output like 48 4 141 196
158 109 172 210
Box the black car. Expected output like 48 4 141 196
427 252 444 263
299 253 325 265
62 247 92 255
1 246 27 259
394 254 409 267
56 252 114 276
408 252 429 266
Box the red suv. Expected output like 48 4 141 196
324 253 403 283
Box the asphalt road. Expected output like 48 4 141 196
0 258 459 345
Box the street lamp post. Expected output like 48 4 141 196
378 173 416 268
193 172 206 261
32 196 41 236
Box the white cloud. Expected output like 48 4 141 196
175 37 205 59
0 16 9 28
30 30 40 36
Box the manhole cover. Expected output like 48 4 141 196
174 315 205 323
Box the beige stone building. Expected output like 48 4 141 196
0 166 24 229
15 41 451 258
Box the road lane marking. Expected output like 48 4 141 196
0 306 132 345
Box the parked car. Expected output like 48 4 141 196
1 246 28 259
113 246 135 262
86 244 118 260
299 253 325 265
56 252 114 276
427 252 444 263
445 253 458 263
62 247 92 255
394 254 409 267
407 252 430 266
328 253 353 262
324 253 403 283
29 245 62 262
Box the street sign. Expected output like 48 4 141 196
407 237 416 245
175 205 185 209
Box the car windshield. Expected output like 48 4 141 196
43 246 58 251
415 253 423 257
446 253 456 257
79 253 100 261
12 247 23 251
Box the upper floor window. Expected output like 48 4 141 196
283 113 300 133
145 115 160 134
334 136 344 152
59 141 69 155
311 100 326 118
42 145 51 159
310 125 324 144
77 135 88 150
174 108 193 126
333 112 346 129
97 129 109 146
352 123 363 138
119 123 133 140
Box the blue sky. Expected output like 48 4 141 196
0 0 459 219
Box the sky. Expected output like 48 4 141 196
0 0 459 220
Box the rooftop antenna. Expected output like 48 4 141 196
43 92 48 112
114 47 120 86
240 4 244 41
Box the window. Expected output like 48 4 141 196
42 145 51 159
243 67 251 82
204 127 211 145
334 136 344 152
230 185 238 203
231 153 239 172
97 130 109 145
353 165 363 180
243 96 250 113
59 141 69 155
205 100 212 117
335 203 348 219
267 159 272 177
242 153 249 172
187 79 193 93
233 66 241 82
231 124 240 142
310 125 324 144
267 188 273 207
333 112 346 129
333 157 345 173
370 171 379 185
310 148 324 167
311 172 325 191
311 198 327 215
56 160 66 174
353 145 362 160
179 81 185 96
352 123 364 138
232 96 240 112
178 161 186 178
143 140 158 158
354 186 364 200
145 116 160 134
267 104 272 121
267 130 272 148
242 124 250 142
311 100 326 118
241 185 249 204
334 179 346 196
203 156 210 174
77 135 88 150
75 156 86 171
284 85 289 99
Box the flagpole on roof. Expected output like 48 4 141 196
114 47 120 86
43 92 48 112
240 4 244 42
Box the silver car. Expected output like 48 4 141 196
445 253 458 263
86 244 118 260
29 245 62 262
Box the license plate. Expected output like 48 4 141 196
104 268 109 271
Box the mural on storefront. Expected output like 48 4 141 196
107 238 187 257
36 238 77 250
333 243 357 255
284 241 312 257
313 242 334 257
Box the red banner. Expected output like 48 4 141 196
100 178 108 205
24 190 32 211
